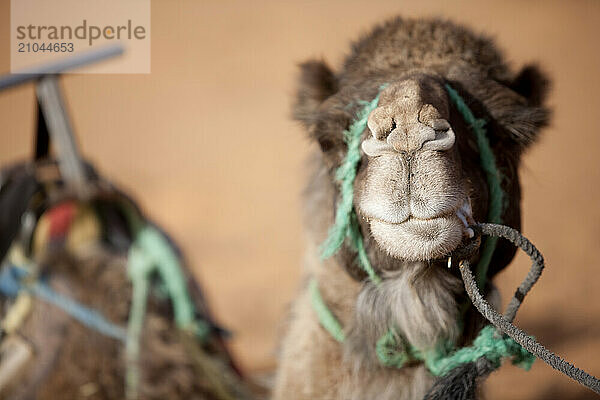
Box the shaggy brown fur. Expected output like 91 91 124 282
274 17 550 399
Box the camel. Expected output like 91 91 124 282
0 161 253 400
273 16 550 400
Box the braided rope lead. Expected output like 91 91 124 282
473 223 545 323
460 223 600 395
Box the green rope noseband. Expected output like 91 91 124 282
320 86 387 284
444 84 504 289
319 91 381 259
313 82 529 377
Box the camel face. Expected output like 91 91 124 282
357 74 472 261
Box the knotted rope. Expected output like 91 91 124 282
311 274 534 377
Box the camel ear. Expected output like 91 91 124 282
447 64 551 149
293 60 338 127
499 65 551 148
510 64 550 107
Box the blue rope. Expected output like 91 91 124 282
31 280 127 342
0 265 26 297
0 263 127 342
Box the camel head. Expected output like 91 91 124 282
293 18 551 278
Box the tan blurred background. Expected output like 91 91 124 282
1 1 599 398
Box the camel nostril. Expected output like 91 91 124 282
430 119 450 132
422 126 456 151
367 107 399 141
375 119 397 141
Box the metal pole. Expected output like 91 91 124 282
35 76 87 195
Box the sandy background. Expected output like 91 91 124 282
1 1 599 398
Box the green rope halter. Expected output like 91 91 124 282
320 87 387 284
444 84 504 289
313 82 532 376
430 325 535 376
